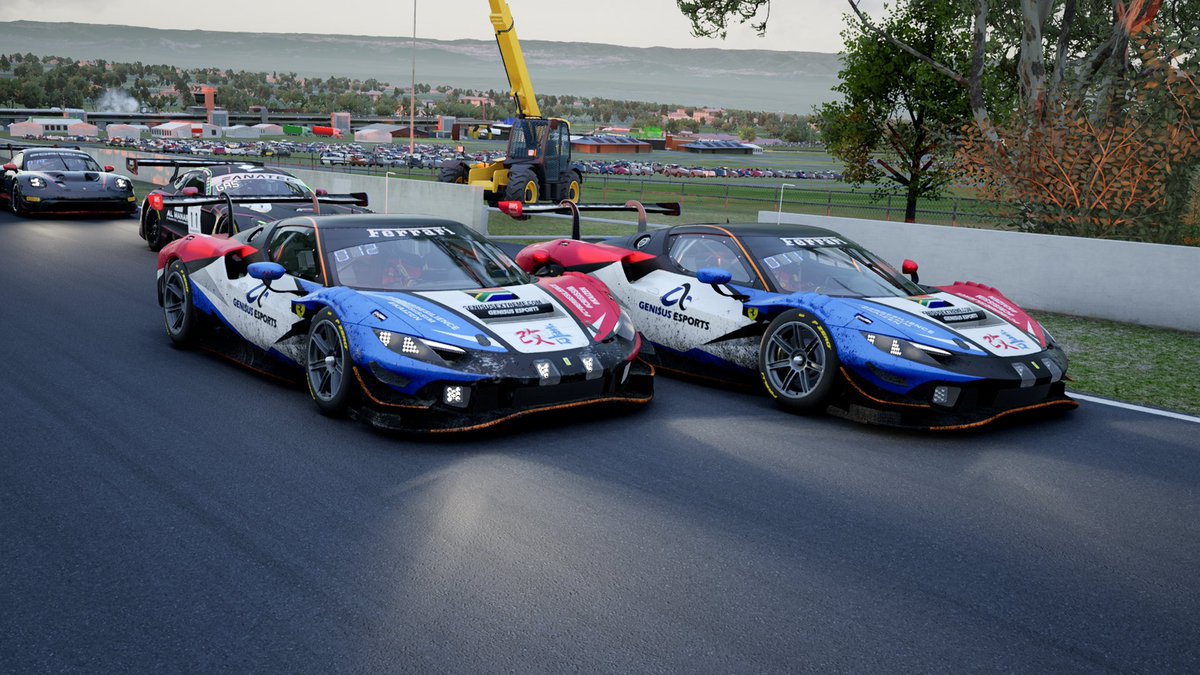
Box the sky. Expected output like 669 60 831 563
0 0 886 54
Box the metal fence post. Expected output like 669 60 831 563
951 197 959 227
886 195 893 221
826 190 833 216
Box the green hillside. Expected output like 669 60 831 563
0 21 841 113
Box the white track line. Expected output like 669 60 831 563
1069 392 1200 424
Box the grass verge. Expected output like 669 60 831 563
1032 310 1200 415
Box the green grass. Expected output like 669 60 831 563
1032 311 1200 415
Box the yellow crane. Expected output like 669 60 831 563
437 0 582 205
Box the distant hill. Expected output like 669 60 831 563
0 21 841 113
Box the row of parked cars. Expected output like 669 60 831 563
576 160 842 181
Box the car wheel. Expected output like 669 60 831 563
758 309 839 412
215 215 237 236
145 209 167 252
505 165 539 204
10 186 27 217
162 260 198 347
306 308 354 415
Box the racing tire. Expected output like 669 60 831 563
145 209 167 252
306 308 354 416
758 309 839 412
162 260 198 348
504 165 540 204
10 186 27 217
438 162 468 185
565 169 582 203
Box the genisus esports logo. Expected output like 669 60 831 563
233 283 279 328
637 283 711 330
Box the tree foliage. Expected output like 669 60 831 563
816 0 974 222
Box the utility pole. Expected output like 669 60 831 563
410 0 417 155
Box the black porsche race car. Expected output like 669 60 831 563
2 144 137 216
127 158 370 251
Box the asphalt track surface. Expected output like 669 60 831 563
3 212 1199 673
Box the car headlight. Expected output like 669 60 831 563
613 307 637 342
114 177 130 190
862 332 952 366
374 329 465 365
28 176 46 188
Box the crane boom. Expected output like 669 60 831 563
488 0 541 118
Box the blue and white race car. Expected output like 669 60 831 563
156 206 651 432
516 221 1077 430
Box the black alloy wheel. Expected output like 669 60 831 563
306 308 354 415
758 309 839 412
162 260 198 347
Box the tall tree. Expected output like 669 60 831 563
816 0 974 222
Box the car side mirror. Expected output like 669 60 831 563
248 261 307 296
696 267 732 285
104 165 114 172
181 187 200 197
697 267 749 302
2 163 16 171
248 262 286 281
902 259 920 284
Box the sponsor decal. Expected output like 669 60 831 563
466 289 518 303
982 329 1031 351
233 297 279 328
517 329 556 347
367 226 453 238
661 283 693 311
383 298 462 331
860 305 937 336
925 308 985 324
246 283 270 307
745 307 759 321
541 323 573 346
780 236 846 247
293 304 306 318
909 294 952 309
466 299 554 320
637 300 710 331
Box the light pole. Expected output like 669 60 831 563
384 171 400 214
777 183 795 224
410 0 417 155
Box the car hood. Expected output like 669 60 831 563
333 275 621 355
23 170 125 186
838 290 1047 357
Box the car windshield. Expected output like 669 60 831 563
746 235 923 297
324 224 531 291
24 153 101 172
208 173 311 197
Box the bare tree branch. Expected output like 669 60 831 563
1049 0 1077 95
844 0 968 87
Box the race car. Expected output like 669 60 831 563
512 214 1077 430
127 158 371 251
2 144 137 216
155 206 651 432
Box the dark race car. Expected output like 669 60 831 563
513 214 1078 430
127 158 370 251
2 144 137 216
155 206 651 432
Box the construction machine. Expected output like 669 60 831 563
438 0 582 205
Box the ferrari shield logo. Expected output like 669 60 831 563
293 304 305 318
746 308 759 320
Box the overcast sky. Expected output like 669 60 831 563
0 0 887 54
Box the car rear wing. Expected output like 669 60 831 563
496 200 681 240
150 191 369 215
1 142 82 157
126 157 265 178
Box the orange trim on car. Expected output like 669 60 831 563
840 367 932 409
928 399 1079 431
693 224 769 288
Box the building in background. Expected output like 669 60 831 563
332 112 352 136
151 121 222 139
8 117 98 137
105 123 150 140
571 135 653 155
